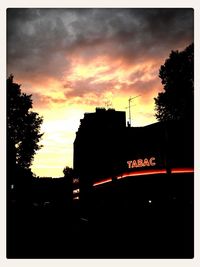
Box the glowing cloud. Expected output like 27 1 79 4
7 8 193 177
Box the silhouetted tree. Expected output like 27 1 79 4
154 43 194 122
63 166 74 208
63 166 74 179
7 75 43 179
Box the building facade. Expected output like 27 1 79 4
73 108 194 215
73 107 194 258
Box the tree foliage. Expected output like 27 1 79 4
7 75 43 170
154 43 194 122
63 166 74 179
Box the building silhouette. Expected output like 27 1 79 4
73 107 194 257
74 108 193 195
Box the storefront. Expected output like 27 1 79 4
73 109 194 216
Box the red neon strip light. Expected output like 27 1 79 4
171 167 194 174
93 178 112 187
117 169 166 180
92 167 194 187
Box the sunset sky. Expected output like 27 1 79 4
7 8 194 177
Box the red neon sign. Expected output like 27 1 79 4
171 168 194 174
127 157 156 168
92 167 194 187
117 169 166 180
93 178 112 187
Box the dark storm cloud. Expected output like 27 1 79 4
7 8 71 78
64 8 193 62
7 8 193 90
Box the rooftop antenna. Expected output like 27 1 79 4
128 95 141 127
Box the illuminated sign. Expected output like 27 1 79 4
92 167 194 187
127 157 156 169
